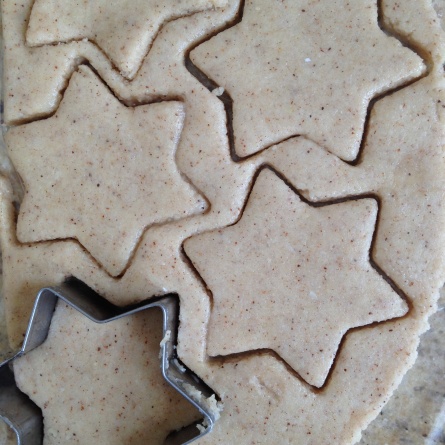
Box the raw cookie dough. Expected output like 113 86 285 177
6 66 206 277
382 0 445 67
2 0 83 124
26 0 227 79
1 0 444 444
1 0 231 124
259 74 445 324
0 1 256 350
184 169 407 388
0 421 16 445
0 176 175 350
190 0 425 160
433 0 445 30
13 302 201 444
182 69 445 445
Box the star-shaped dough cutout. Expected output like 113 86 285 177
190 0 425 161
26 0 227 79
184 169 408 387
6 66 206 277
14 302 201 444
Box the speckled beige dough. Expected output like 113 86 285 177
382 0 445 68
433 0 445 29
0 0 247 353
1 0 445 444
183 31 445 445
13 302 201 444
0 420 16 445
1 0 255 348
2 0 83 125
191 0 425 161
6 65 206 277
183 73 445 445
1 0 229 124
185 169 407 388
26 0 227 79
0 177 165 349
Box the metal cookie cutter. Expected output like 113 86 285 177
0 282 219 445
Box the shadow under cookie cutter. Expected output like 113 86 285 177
0 282 219 445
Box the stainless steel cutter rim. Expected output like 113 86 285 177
0 283 219 445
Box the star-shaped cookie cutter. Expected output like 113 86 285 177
0 282 219 445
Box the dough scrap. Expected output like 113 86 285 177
184 169 408 388
13 302 201 444
6 65 206 277
190 0 425 161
